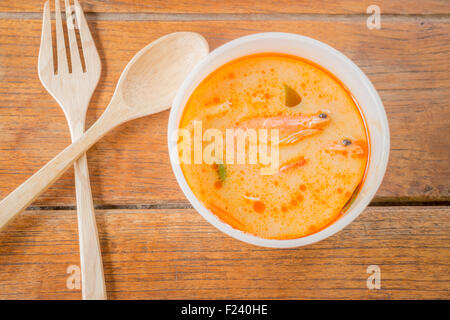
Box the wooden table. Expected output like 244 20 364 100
0 0 448 299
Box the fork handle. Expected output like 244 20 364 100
0 109 116 231
73 153 107 300
71 116 107 300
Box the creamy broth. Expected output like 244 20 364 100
179 53 368 239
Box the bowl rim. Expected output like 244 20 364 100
168 32 390 248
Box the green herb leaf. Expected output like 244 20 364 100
283 83 302 107
217 163 227 182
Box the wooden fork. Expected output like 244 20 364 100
38 0 106 299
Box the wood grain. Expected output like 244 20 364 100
0 0 448 303
0 19 448 206
0 206 448 299
0 0 449 14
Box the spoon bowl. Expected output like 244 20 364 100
111 32 209 122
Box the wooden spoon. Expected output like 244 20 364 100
0 32 209 229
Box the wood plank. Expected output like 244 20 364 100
0 206 448 299
0 19 449 206
0 0 449 14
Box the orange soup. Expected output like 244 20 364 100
178 53 368 240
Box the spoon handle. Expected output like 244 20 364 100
0 110 115 230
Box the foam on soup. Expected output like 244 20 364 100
178 53 368 240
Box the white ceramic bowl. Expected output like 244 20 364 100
168 32 390 248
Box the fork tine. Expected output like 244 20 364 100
74 0 100 72
38 1 54 77
54 0 69 74
64 0 82 73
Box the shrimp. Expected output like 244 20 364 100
325 139 367 158
235 112 330 145
279 156 308 173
